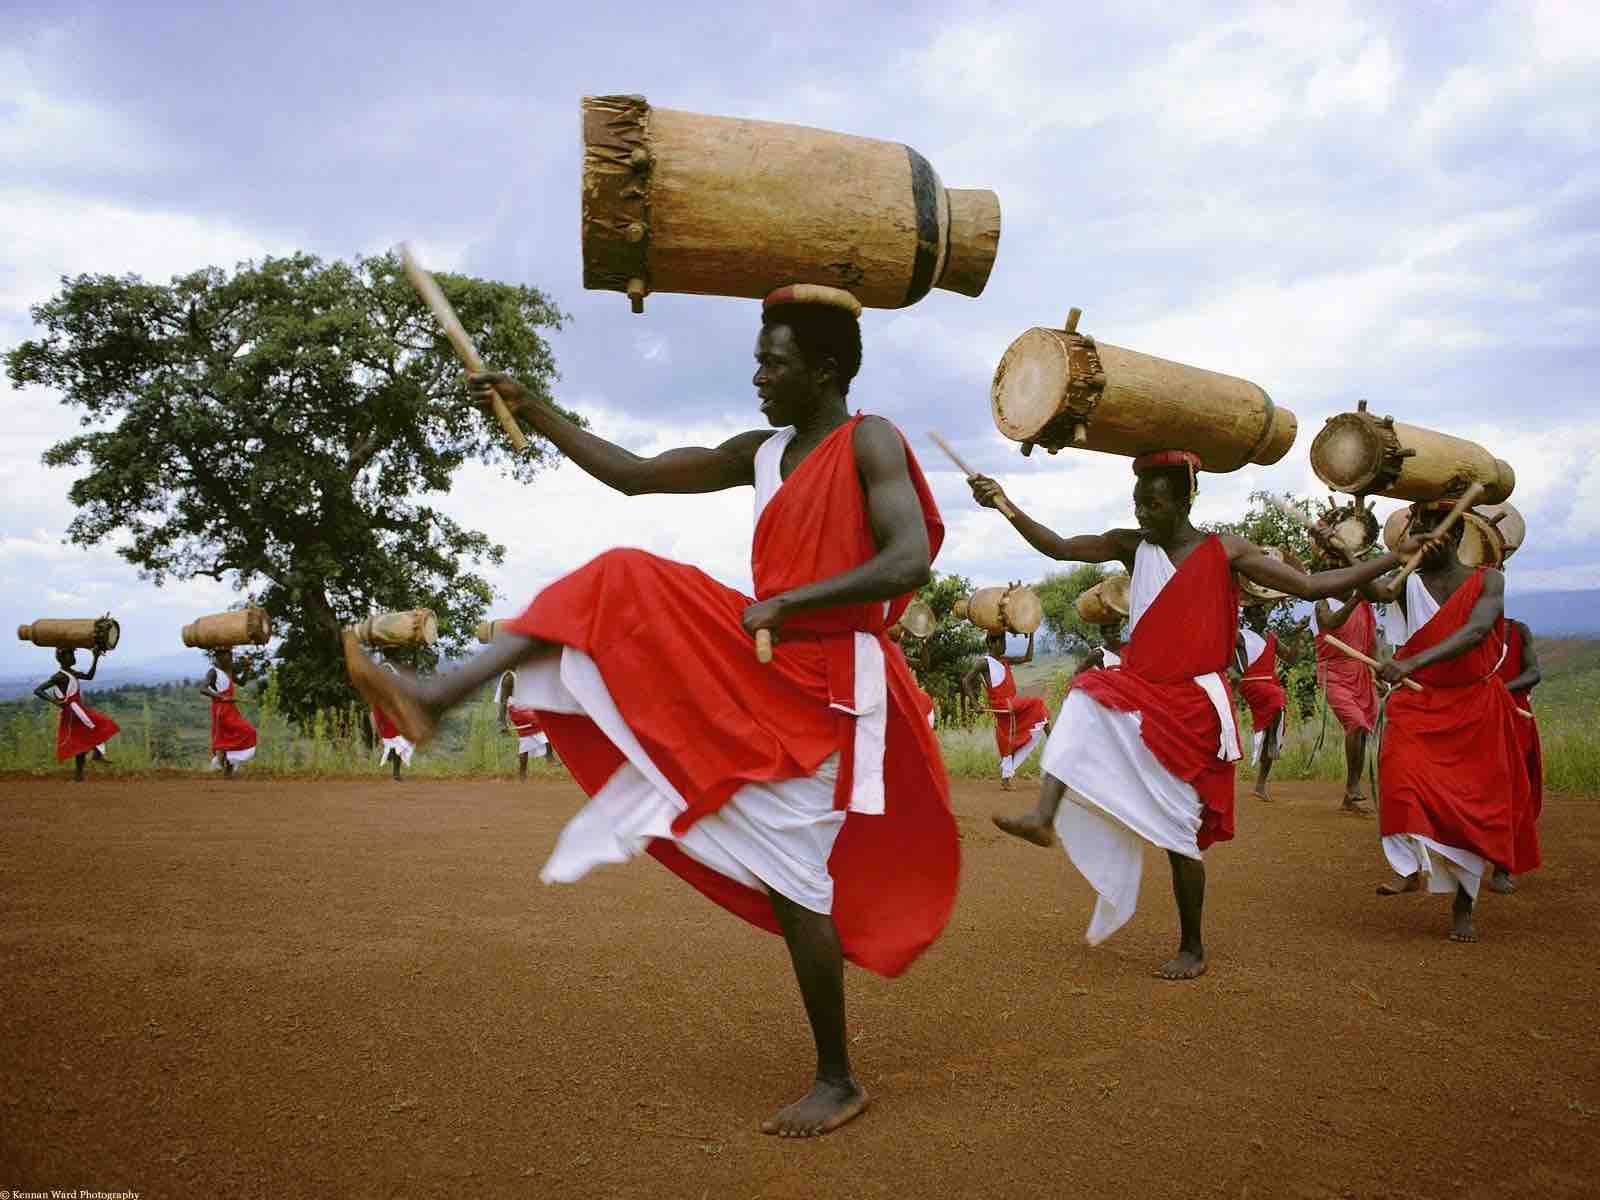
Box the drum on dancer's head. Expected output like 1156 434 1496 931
581 95 1001 313
1313 499 1379 560
964 583 1043 636
1310 405 1514 502
350 609 438 649
988 308 1297 469
1382 505 1505 568
182 607 272 649
1476 502 1525 561
17 616 120 653
475 619 506 644
895 600 936 640
1238 546 1306 605
1075 574 1131 626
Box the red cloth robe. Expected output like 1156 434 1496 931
501 415 959 978
1378 571 1535 873
209 676 258 754
507 705 543 738
372 705 403 741
1074 535 1240 850
1315 600 1379 733
985 659 1049 756
1495 621 1543 868
1238 632 1287 732
54 677 120 760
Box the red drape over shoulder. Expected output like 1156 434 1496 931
985 659 1050 756
1074 536 1240 849
210 680 257 754
1495 621 1543 867
1379 571 1536 872
1239 633 1287 731
55 684 119 761
502 415 959 977
1316 600 1379 733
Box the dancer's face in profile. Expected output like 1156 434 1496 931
753 324 826 428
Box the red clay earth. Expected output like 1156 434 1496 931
1 773 1596 1199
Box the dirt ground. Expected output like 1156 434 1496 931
2 772 1596 1200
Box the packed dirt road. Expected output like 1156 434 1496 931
2 773 1596 1199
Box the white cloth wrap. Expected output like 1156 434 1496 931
207 669 255 768
378 735 415 767
1038 540 1235 945
1000 723 1048 779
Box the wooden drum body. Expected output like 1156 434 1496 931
351 609 438 649
963 584 1044 636
1382 507 1506 568
475 619 511 644
1311 406 1514 503
1476 503 1525 561
1074 574 1131 627
17 616 120 653
893 600 936 640
582 95 1001 312
990 313 1296 470
182 607 272 649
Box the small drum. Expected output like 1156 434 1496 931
895 600 936 640
1476 503 1525 561
17 616 120 653
962 583 1044 636
351 609 439 649
1239 546 1306 605
1313 499 1379 561
183 607 272 649
1074 574 1131 626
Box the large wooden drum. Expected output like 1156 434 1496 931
989 311 1296 470
17 616 120 653
957 583 1043 636
350 609 438 649
182 607 272 649
1239 547 1306 605
582 95 1001 312
475 619 511 644
1476 503 1525 561
1382 507 1505 568
1310 405 1514 503
1074 574 1131 626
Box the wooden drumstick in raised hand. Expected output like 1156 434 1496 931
1393 483 1485 587
1269 495 1355 564
930 432 1017 519
1324 634 1423 692
399 243 529 452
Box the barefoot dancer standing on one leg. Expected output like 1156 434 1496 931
962 629 1050 790
1368 504 1537 939
969 452 1431 980
35 646 119 783
1489 618 1542 894
345 287 959 1138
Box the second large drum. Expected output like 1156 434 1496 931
582 95 1001 312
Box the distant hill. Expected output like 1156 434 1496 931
1504 589 1600 636
0 651 204 700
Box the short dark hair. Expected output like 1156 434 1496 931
762 302 863 393
1137 464 1196 510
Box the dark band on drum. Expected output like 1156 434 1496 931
904 146 942 307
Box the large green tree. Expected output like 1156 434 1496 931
6 252 571 723
1035 562 1114 651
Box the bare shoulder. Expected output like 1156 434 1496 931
1216 531 1258 562
721 428 777 461
1479 567 1506 597
851 415 913 477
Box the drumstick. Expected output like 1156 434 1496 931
1268 495 1354 564
929 432 1017 518
755 630 772 664
1393 483 1485 587
1325 635 1423 692
399 243 529 452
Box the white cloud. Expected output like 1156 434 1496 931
0 41 174 174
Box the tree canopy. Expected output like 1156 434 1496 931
6 251 572 723
1035 562 1116 651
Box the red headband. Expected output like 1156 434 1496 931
762 284 863 318
1132 450 1201 499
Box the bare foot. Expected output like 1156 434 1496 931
999 776 1014 792
992 812 1056 847
1488 870 1516 895
1155 949 1207 980
760 1077 869 1138
1250 789 1272 803
1341 794 1372 817
1449 912 1479 942
1376 873 1421 896
343 633 437 745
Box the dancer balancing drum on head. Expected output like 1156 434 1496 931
34 646 119 782
969 451 1435 980
1233 607 1288 804
1366 501 1537 939
344 285 959 1138
369 659 416 782
1489 615 1542 894
200 648 258 778
496 668 552 780
963 629 1050 790
1312 556 1381 817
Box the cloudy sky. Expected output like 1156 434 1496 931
2 0 1596 671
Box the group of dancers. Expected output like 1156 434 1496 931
343 287 1546 1137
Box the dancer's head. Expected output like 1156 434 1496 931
756 286 863 425
1132 450 1200 543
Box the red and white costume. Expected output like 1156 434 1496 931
984 656 1049 779
372 667 415 767
1378 571 1534 896
497 416 959 977
208 669 258 769
1495 622 1543 869
1040 535 1241 944
496 671 550 756
1237 627 1287 766
1315 599 1380 734
52 675 119 761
